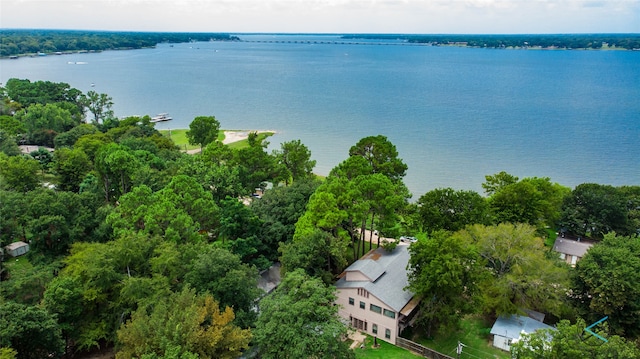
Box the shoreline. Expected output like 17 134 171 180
221 130 277 144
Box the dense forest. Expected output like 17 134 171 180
0 79 639 359
343 33 640 50
0 30 239 57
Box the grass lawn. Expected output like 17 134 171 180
159 129 200 151
3 255 33 276
159 129 273 151
355 335 422 359
226 131 274 150
411 315 509 359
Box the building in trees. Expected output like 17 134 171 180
490 313 555 352
335 244 419 344
4 241 29 257
552 236 594 267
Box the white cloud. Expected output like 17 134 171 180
1 0 639 33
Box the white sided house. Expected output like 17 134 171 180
335 244 419 344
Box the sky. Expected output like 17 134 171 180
1 0 639 34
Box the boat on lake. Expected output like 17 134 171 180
151 113 172 123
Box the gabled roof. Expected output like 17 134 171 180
490 314 554 340
336 245 414 313
553 237 593 257
346 258 385 281
5 241 29 251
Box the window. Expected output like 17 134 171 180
349 297 354 306
358 288 370 298
370 304 382 314
383 309 396 319
372 324 378 335
385 328 391 339
360 301 365 309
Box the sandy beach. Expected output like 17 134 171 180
185 130 275 154
222 130 276 144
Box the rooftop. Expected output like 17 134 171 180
490 314 555 339
336 244 414 313
552 237 594 257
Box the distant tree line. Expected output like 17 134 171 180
342 33 640 50
0 29 240 57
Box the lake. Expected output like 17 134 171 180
2 34 639 198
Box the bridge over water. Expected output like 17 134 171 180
240 39 431 47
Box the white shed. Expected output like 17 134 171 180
5 241 29 257
490 314 554 351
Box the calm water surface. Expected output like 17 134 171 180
2 34 639 197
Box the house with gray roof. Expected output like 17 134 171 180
490 314 555 351
552 237 594 267
335 244 419 344
4 241 29 257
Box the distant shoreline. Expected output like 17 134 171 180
1 31 639 59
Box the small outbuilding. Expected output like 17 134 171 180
552 237 594 267
4 241 30 257
490 314 555 352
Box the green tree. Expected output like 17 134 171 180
175 155 243 202
292 180 353 277
407 231 482 336
280 229 339 284
253 269 354 359
0 115 25 136
620 185 640 237
42 276 84 350
560 183 630 239
417 187 489 233
482 171 519 195
0 348 17 359
460 223 570 317
572 233 640 338
348 134 407 182
53 123 98 148
273 139 316 185
74 132 112 161
116 287 251 359
15 103 75 137
487 176 569 229
60 241 124 350
94 143 142 202
0 301 65 359
0 259 57 305
186 115 220 151
4 79 82 110
251 178 320 259
184 246 261 327
512 319 640 359
0 131 21 156
53 147 91 192
0 155 40 192
81 90 114 124
232 140 281 193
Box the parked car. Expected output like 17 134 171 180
399 236 417 243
